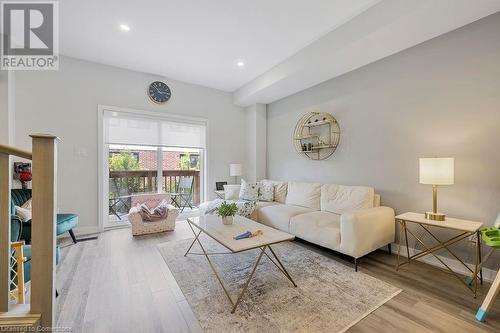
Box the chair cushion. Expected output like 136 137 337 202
320 184 374 214
258 204 313 232
23 245 61 283
290 211 341 251
285 181 321 210
249 201 282 221
56 214 79 235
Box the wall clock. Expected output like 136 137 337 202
148 81 171 104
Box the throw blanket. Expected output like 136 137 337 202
138 199 169 222
204 199 256 218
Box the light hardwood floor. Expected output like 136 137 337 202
55 221 499 333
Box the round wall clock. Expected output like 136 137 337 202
148 81 171 104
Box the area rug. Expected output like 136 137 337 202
158 236 401 333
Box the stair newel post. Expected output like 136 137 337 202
29 134 59 328
0 152 10 312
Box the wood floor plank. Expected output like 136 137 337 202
52 222 499 333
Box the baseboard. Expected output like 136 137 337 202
57 226 100 240
390 243 496 283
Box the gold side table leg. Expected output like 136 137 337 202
404 221 410 263
396 220 403 270
473 231 480 298
477 231 483 285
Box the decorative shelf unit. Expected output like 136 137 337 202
293 112 340 160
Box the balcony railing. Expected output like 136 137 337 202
109 169 200 206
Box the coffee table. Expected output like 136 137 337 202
185 215 296 313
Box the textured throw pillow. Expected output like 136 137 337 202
239 179 259 201
223 185 241 200
15 206 32 222
261 180 288 203
258 180 274 202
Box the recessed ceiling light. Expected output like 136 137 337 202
119 24 130 31
237 61 245 68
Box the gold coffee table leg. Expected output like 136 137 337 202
231 246 267 313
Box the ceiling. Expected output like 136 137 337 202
60 0 379 92
59 0 500 106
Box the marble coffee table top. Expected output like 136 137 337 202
187 215 294 253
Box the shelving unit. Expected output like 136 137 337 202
293 112 340 160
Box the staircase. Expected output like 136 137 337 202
0 135 59 331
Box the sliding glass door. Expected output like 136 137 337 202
101 109 206 228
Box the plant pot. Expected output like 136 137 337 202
222 216 233 225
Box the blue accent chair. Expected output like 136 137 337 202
11 189 79 243
10 211 60 290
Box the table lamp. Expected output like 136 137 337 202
419 157 454 221
229 163 242 184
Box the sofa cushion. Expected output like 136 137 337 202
261 180 287 203
56 213 79 235
290 211 341 251
258 204 313 232
249 201 281 221
285 181 321 210
320 184 374 214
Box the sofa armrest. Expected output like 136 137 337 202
339 206 395 258
128 207 143 225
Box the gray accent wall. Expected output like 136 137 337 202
267 13 500 265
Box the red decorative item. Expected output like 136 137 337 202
19 171 32 189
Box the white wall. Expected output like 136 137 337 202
12 56 247 233
267 13 500 265
0 71 8 144
244 103 267 182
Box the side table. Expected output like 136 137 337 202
395 212 483 298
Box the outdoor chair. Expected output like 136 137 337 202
109 178 132 220
169 176 194 212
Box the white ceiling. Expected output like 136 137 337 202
234 0 500 106
60 0 379 92
59 0 500 105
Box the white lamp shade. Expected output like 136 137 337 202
419 158 454 185
229 164 242 177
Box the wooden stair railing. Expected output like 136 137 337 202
0 134 59 331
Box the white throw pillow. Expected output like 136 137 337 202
258 180 274 202
15 205 32 222
286 181 321 210
320 184 374 214
239 179 259 201
21 198 32 209
223 185 241 200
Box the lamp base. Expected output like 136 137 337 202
425 211 446 221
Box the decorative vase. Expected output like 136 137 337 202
222 216 234 225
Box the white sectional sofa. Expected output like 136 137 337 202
249 180 395 270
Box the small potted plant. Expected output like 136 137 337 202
215 201 238 225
